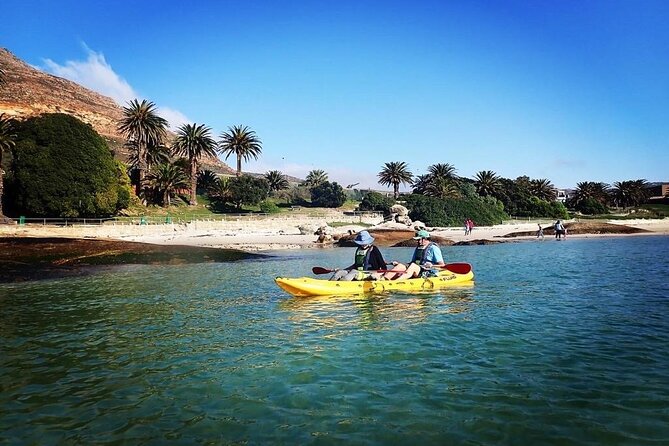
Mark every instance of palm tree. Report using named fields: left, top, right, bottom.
left=218, top=125, right=262, bottom=176
left=428, top=163, right=458, bottom=180
left=378, top=161, right=413, bottom=199
left=147, top=162, right=189, bottom=207
left=425, top=176, right=460, bottom=199
left=304, top=169, right=328, bottom=189
left=126, top=141, right=171, bottom=171
left=474, top=170, right=501, bottom=197
left=197, top=169, right=219, bottom=195
left=411, top=174, right=431, bottom=195
left=612, top=179, right=650, bottom=209
left=209, top=177, right=231, bottom=204
left=0, top=114, right=17, bottom=216
left=530, top=178, right=556, bottom=202
left=117, top=99, right=168, bottom=204
left=172, top=123, right=217, bottom=205
left=265, top=170, right=289, bottom=194
left=571, top=181, right=610, bottom=207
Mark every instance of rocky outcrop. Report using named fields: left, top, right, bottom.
left=0, top=48, right=234, bottom=174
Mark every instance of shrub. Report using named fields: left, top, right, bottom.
left=358, top=191, right=395, bottom=212
left=576, top=197, right=609, bottom=215
left=311, top=181, right=346, bottom=208
left=259, top=200, right=280, bottom=214
left=405, top=194, right=508, bottom=226
left=7, top=113, right=129, bottom=217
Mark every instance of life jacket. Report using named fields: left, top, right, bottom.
left=354, top=247, right=373, bottom=270
left=413, top=242, right=437, bottom=265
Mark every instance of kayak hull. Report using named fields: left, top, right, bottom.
left=275, top=270, right=474, bottom=297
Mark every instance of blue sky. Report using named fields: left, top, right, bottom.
left=2, top=0, right=668, bottom=190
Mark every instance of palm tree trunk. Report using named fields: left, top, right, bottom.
left=394, top=183, right=399, bottom=199
left=0, top=167, right=4, bottom=216
left=138, top=142, right=148, bottom=205
left=236, top=156, right=242, bottom=176
left=190, top=159, right=197, bottom=205
left=165, top=189, right=170, bottom=207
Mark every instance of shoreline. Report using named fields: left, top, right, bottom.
left=1, top=217, right=667, bottom=283
left=1, top=217, right=668, bottom=251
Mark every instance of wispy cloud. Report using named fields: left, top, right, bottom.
left=43, top=45, right=137, bottom=105
left=157, top=106, right=191, bottom=132
left=41, top=44, right=190, bottom=130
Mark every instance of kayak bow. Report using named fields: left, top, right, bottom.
left=275, top=267, right=474, bottom=297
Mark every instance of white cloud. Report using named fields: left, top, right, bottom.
left=43, top=45, right=137, bottom=105
left=41, top=44, right=192, bottom=130
left=157, top=106, right=191, bottom=132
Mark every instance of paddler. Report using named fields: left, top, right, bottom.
left=331, top=230, right=388, bottom=281
left=384, top=229, right=445, bottom=280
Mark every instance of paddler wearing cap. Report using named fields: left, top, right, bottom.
left=384, top=229, right=445, bottom=280
left=331, top=230, right=388, bottom=281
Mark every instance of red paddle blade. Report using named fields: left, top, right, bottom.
left=444, top=263, right=472, bottom=274
left=312, top=267, right=333, bottom=275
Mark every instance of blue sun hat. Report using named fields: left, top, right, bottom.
left=354, top=230, right=374, bottom=246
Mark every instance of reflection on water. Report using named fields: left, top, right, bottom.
left=280, top=285, right=476, bottom=329
left=1, top=237, right=669, bottom=444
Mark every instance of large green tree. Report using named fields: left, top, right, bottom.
left=172, top=123, right=217, bottom=205
left=117, top=99, right=168, bottom=204
left=311, top=181, right=346, bottom=208
left=227, top=174, right=269, bottom=209
left=0, top=114, right=17, bottom=216
left=218, top=125, right=262, bottom=176
left=378, top=161, right=413, bottom=199
left=8, top=114, right=130, bottom=217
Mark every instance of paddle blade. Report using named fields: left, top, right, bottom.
left=444, top=263, right=472, bottom=274
left=312, top=266, right=334, bottom=275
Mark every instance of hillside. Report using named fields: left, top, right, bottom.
left=0, top=48, right=235, bottom=174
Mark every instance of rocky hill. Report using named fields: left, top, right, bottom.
left=0, top=48, right=235, bottom=174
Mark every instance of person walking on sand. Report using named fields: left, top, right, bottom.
left=384, top=229, right=445, bottom=280
left=331, top=230, right=388, bottom=281
left=537, top=223, right=544, bottom=239
left=554, top=220, right=565, bottom=239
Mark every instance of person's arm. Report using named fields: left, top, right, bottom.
left=428, top=245, right=445, bottom=267
left=370, top=246, right=387, bottom=270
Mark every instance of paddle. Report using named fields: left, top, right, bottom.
left=312, top=263, right=471, bottom=275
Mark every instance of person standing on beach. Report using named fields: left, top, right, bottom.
left=384, top=229, right=445, bottom=280
left=554, top=220, right=565, bottom=239
left=537, top=223, right=544, bottom=239
left=331, top=230, right=387, bottom=281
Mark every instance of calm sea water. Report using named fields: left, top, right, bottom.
left=1, top=236, right=668, bottom=445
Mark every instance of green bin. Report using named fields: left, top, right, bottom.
left=165, top=216, right=172, bottom=224
left=19, top=216, right=26, bottom=225
left=140, top=216, right=147, bottom=225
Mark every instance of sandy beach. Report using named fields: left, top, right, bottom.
left=1, top=214, right=668, bottom=251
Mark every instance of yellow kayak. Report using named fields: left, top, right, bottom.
left=275, top=265, right=474, bottom=297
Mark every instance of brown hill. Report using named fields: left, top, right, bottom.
left=0, top=48, right=235, bottom=174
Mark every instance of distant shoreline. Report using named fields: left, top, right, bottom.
left=1, top=217, right=667, bottom=283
